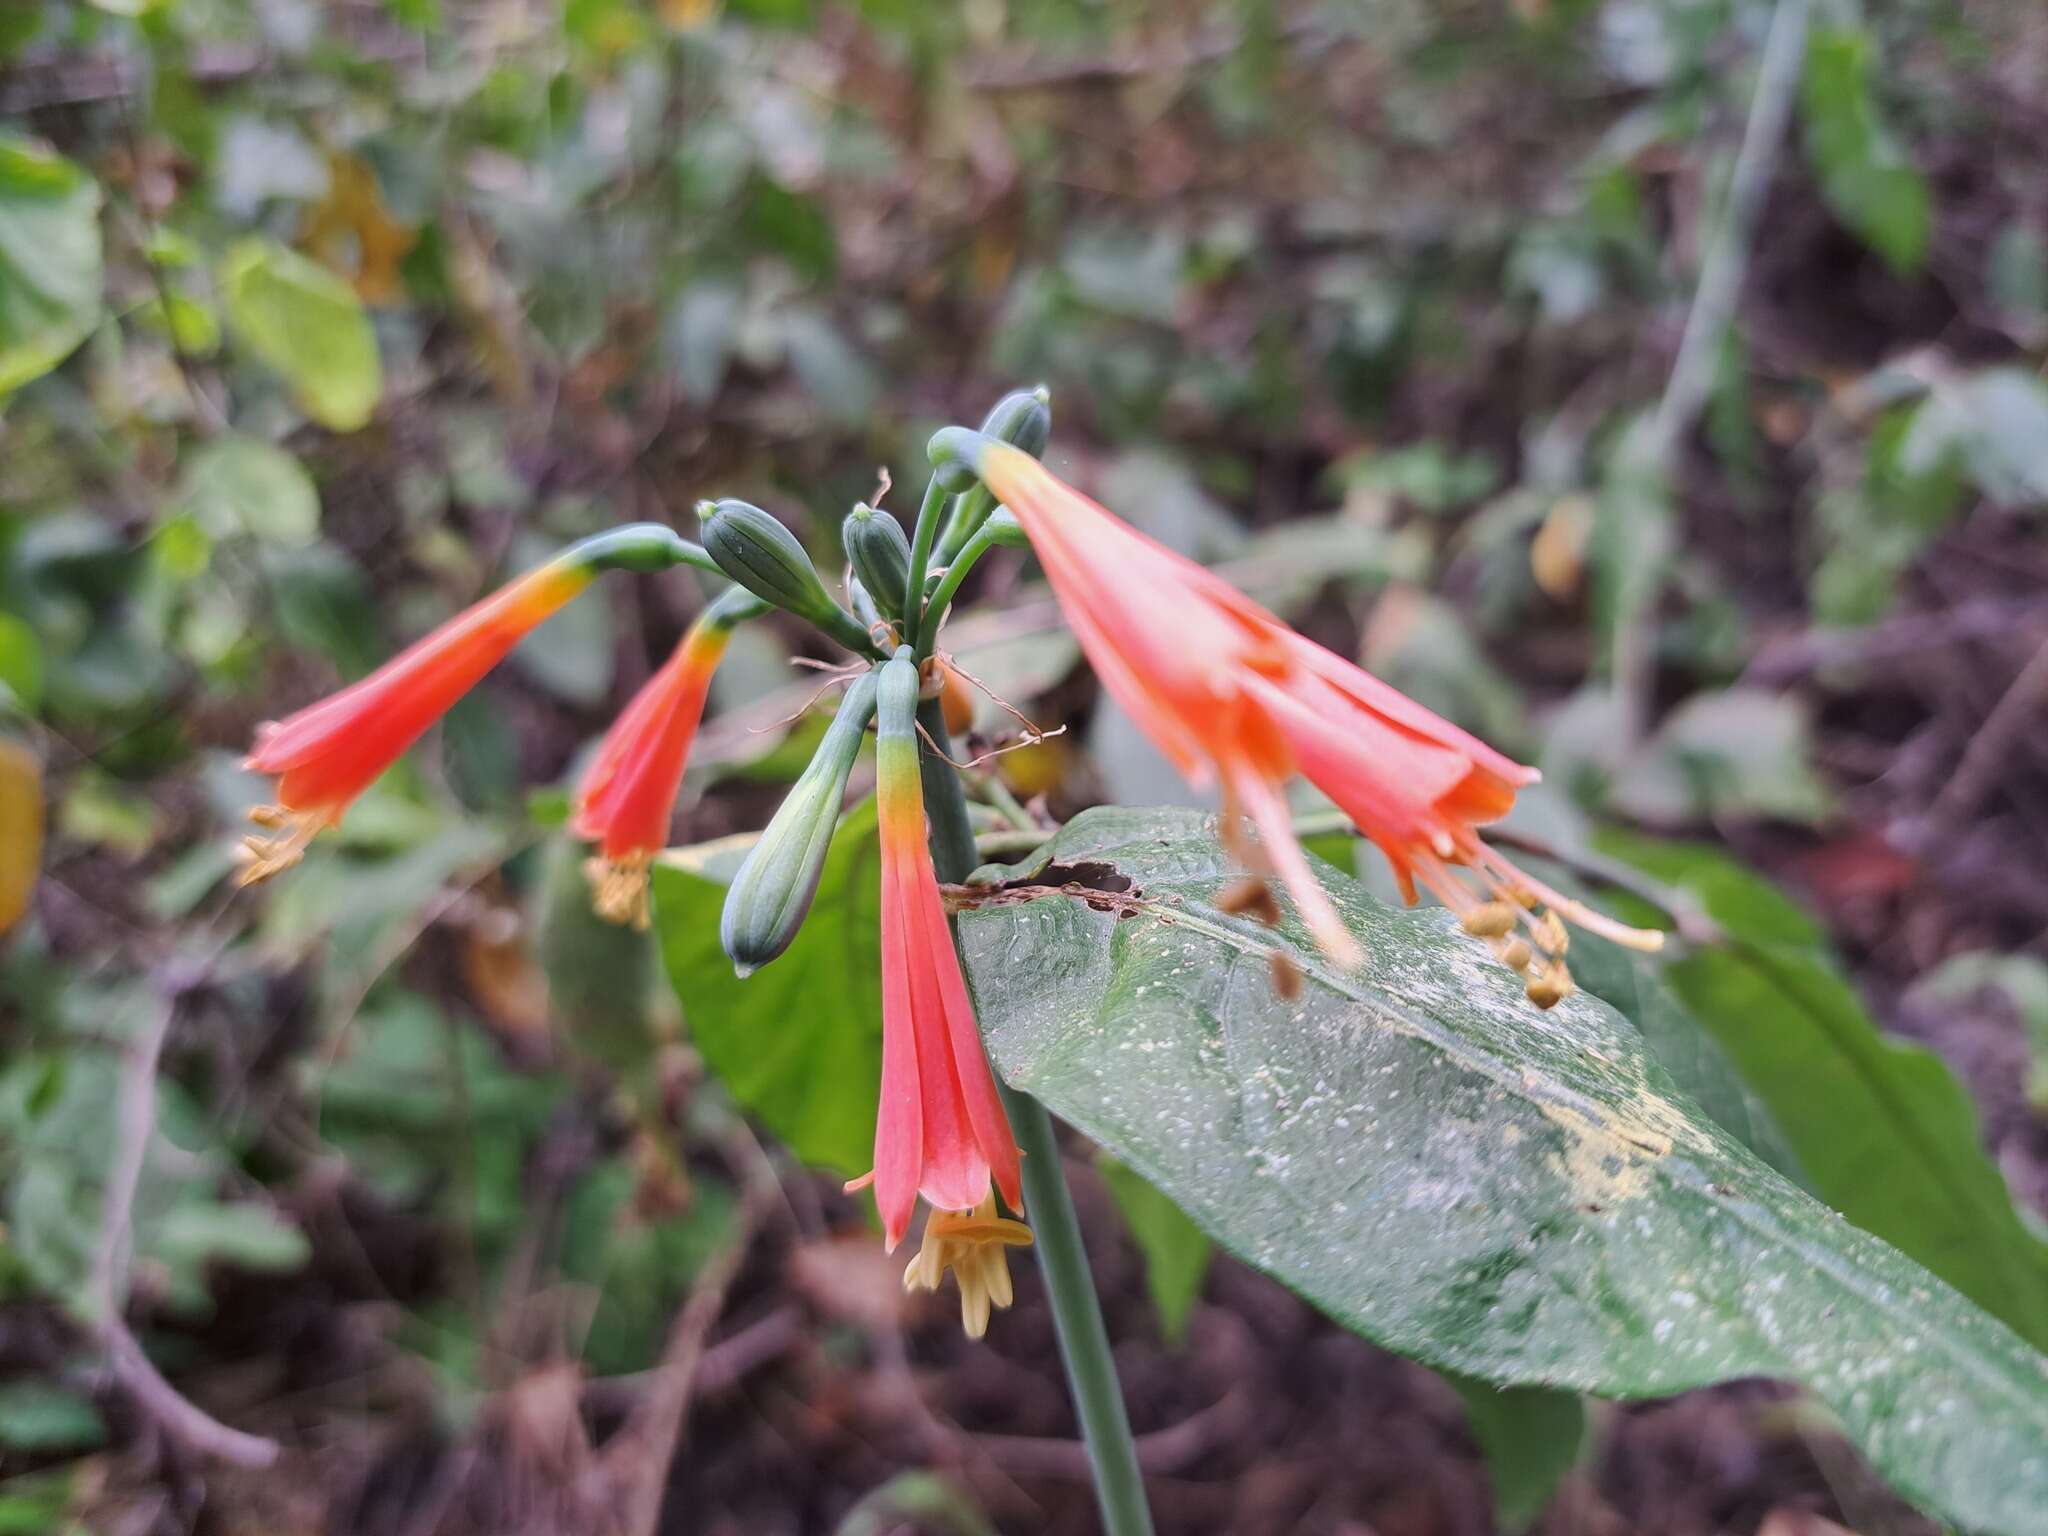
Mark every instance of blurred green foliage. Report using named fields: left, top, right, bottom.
left=2, top=0, right=2046, bottom=1529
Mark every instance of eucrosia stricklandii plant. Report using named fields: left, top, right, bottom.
left=236, top=388, right=1653, bottom=1339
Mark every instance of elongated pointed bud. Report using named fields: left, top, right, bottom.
left=698, top=498, right=874, bottom=653
left=720, top=670, right=880, bottom=976
left=979, top=384, right=1051, bottom=460
left=929, top=387, right=1052, bottom=563
left=843, top=504, right=913, bottom=620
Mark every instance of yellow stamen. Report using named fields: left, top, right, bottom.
left=584, top=852, right=654, bottom=930
left=903, top=1194, right=1034, bottom=1339
left=235, top=805, right=326, bottom=887
left=1525, top=962, right=1572, bottom=1010
left=1496, top=937, right=1534, bottom=972
left=1459, top=902, right=1518, bottom=939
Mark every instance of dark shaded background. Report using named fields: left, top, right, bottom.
left=3, top=1, right=2046, bottom=1533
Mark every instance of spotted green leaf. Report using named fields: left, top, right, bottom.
left=959, top=807, right=2048, bottom=1536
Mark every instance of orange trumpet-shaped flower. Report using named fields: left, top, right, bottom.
left=975, top=441, right=1661, bottom=1002
left=573, top=589, right=759, bottom=929
left=240, top=554, right=594, bottom=885
left=850, top=655, right=1024, bottom=1257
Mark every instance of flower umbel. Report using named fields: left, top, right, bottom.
left=975, top=442, right=1663, bottom=1001
left=239, top=553, right=594, bottom=885
left=573, top=589, right=761, bottom=929
left=848, top=654, right=1024, bottom=1251
left=904, top=1194, right=1034, bottom=1339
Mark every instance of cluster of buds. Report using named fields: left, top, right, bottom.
left=236, top=384, right=1656, bottom=1332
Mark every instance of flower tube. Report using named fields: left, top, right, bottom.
left=848, top=653, right=1028, bottom=1329
left=573, top=586, right=766, bottom=928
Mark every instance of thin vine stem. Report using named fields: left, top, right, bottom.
left=918, top=702, right=1157, bottom=1536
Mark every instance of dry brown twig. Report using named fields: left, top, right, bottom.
left=599, top=1126, right=783, bottom=1536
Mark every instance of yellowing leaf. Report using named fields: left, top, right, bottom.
left=297, top=153, right=416, bottom=306
left=0, top=738, right=42, bottom=933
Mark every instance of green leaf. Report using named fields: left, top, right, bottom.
left=1566, top=926, right=1803, bottom=1181
left=649, top=796, right=882, bottom=1180
left=959, top=807, right=2048, bottom=1536
left=1609, top=687, right=1832, bottom=826
left=135, top=291, right=221, bottom=356
left=178, top=434, right=321, bottom=547
left=559, top=1158, right=739, bottom=1374
left=0, top=1381, right=105, bottom=1453
left=0, top=612, right=43, bottom=711
left=0, top=134, right=104, bottom=396
left=1905, top=367, right=2048, bottom=510
left=835, top=1472, right=996, bottom=1536
left=1595, top=830, right=2048, bottom=1351
left=0, top=1041, right=308, bottom=1317
left=1800, top=27, right=1932, bottom=277
left=221, top=238, right=383, bottom=431
left=1097, top=1154, right=1212, bottom=1345
left=1441, top=1372, right=1583, bottom=1533
left=154, top=1201, right=311, bottom=1278
left=1989, top=222, right=2048, bottom=330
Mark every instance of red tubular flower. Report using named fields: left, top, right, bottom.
left=573, top=591, right=757, bottom=928
left=240, top=554, right=593, bottom=885
left=850, top=655, right=1024, bottom=1258
left=977, top=442, right=1661, bottom=1003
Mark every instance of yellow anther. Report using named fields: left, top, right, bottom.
left=1269, top=949, right=1304, bottom=1001
left=1459, top=901, right=1519, bottom=939
left=903, top=1195, right=1034, bottom=1339
left=1525, top=962, right=1573, bottom=1011
left=584, top=853, right=654, bottom=931
left=234, top=805, right=324, bottom=887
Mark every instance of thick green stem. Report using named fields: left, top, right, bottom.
left=934, top=482, right=996, bottom=568
left=919, top=706, right=1155, bottom=1536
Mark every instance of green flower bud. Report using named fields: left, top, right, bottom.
left=843, top=503, right=913, bottom=620
left=719, top=670, right=880, bottom=976
left=698, top=499, right=875, bottom=654
left=877, top=649, right=921, bottom=743
left=979, top=384, right=1051, bottom=460
left=926, top=427, right=990, bottom=494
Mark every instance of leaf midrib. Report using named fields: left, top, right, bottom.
left=1009, top=879, right=2048, bottom=1421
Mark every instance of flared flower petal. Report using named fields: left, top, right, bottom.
left=977, top=442, right=1661, bottom=1002
left=239, top=555, right=593, bottom=884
